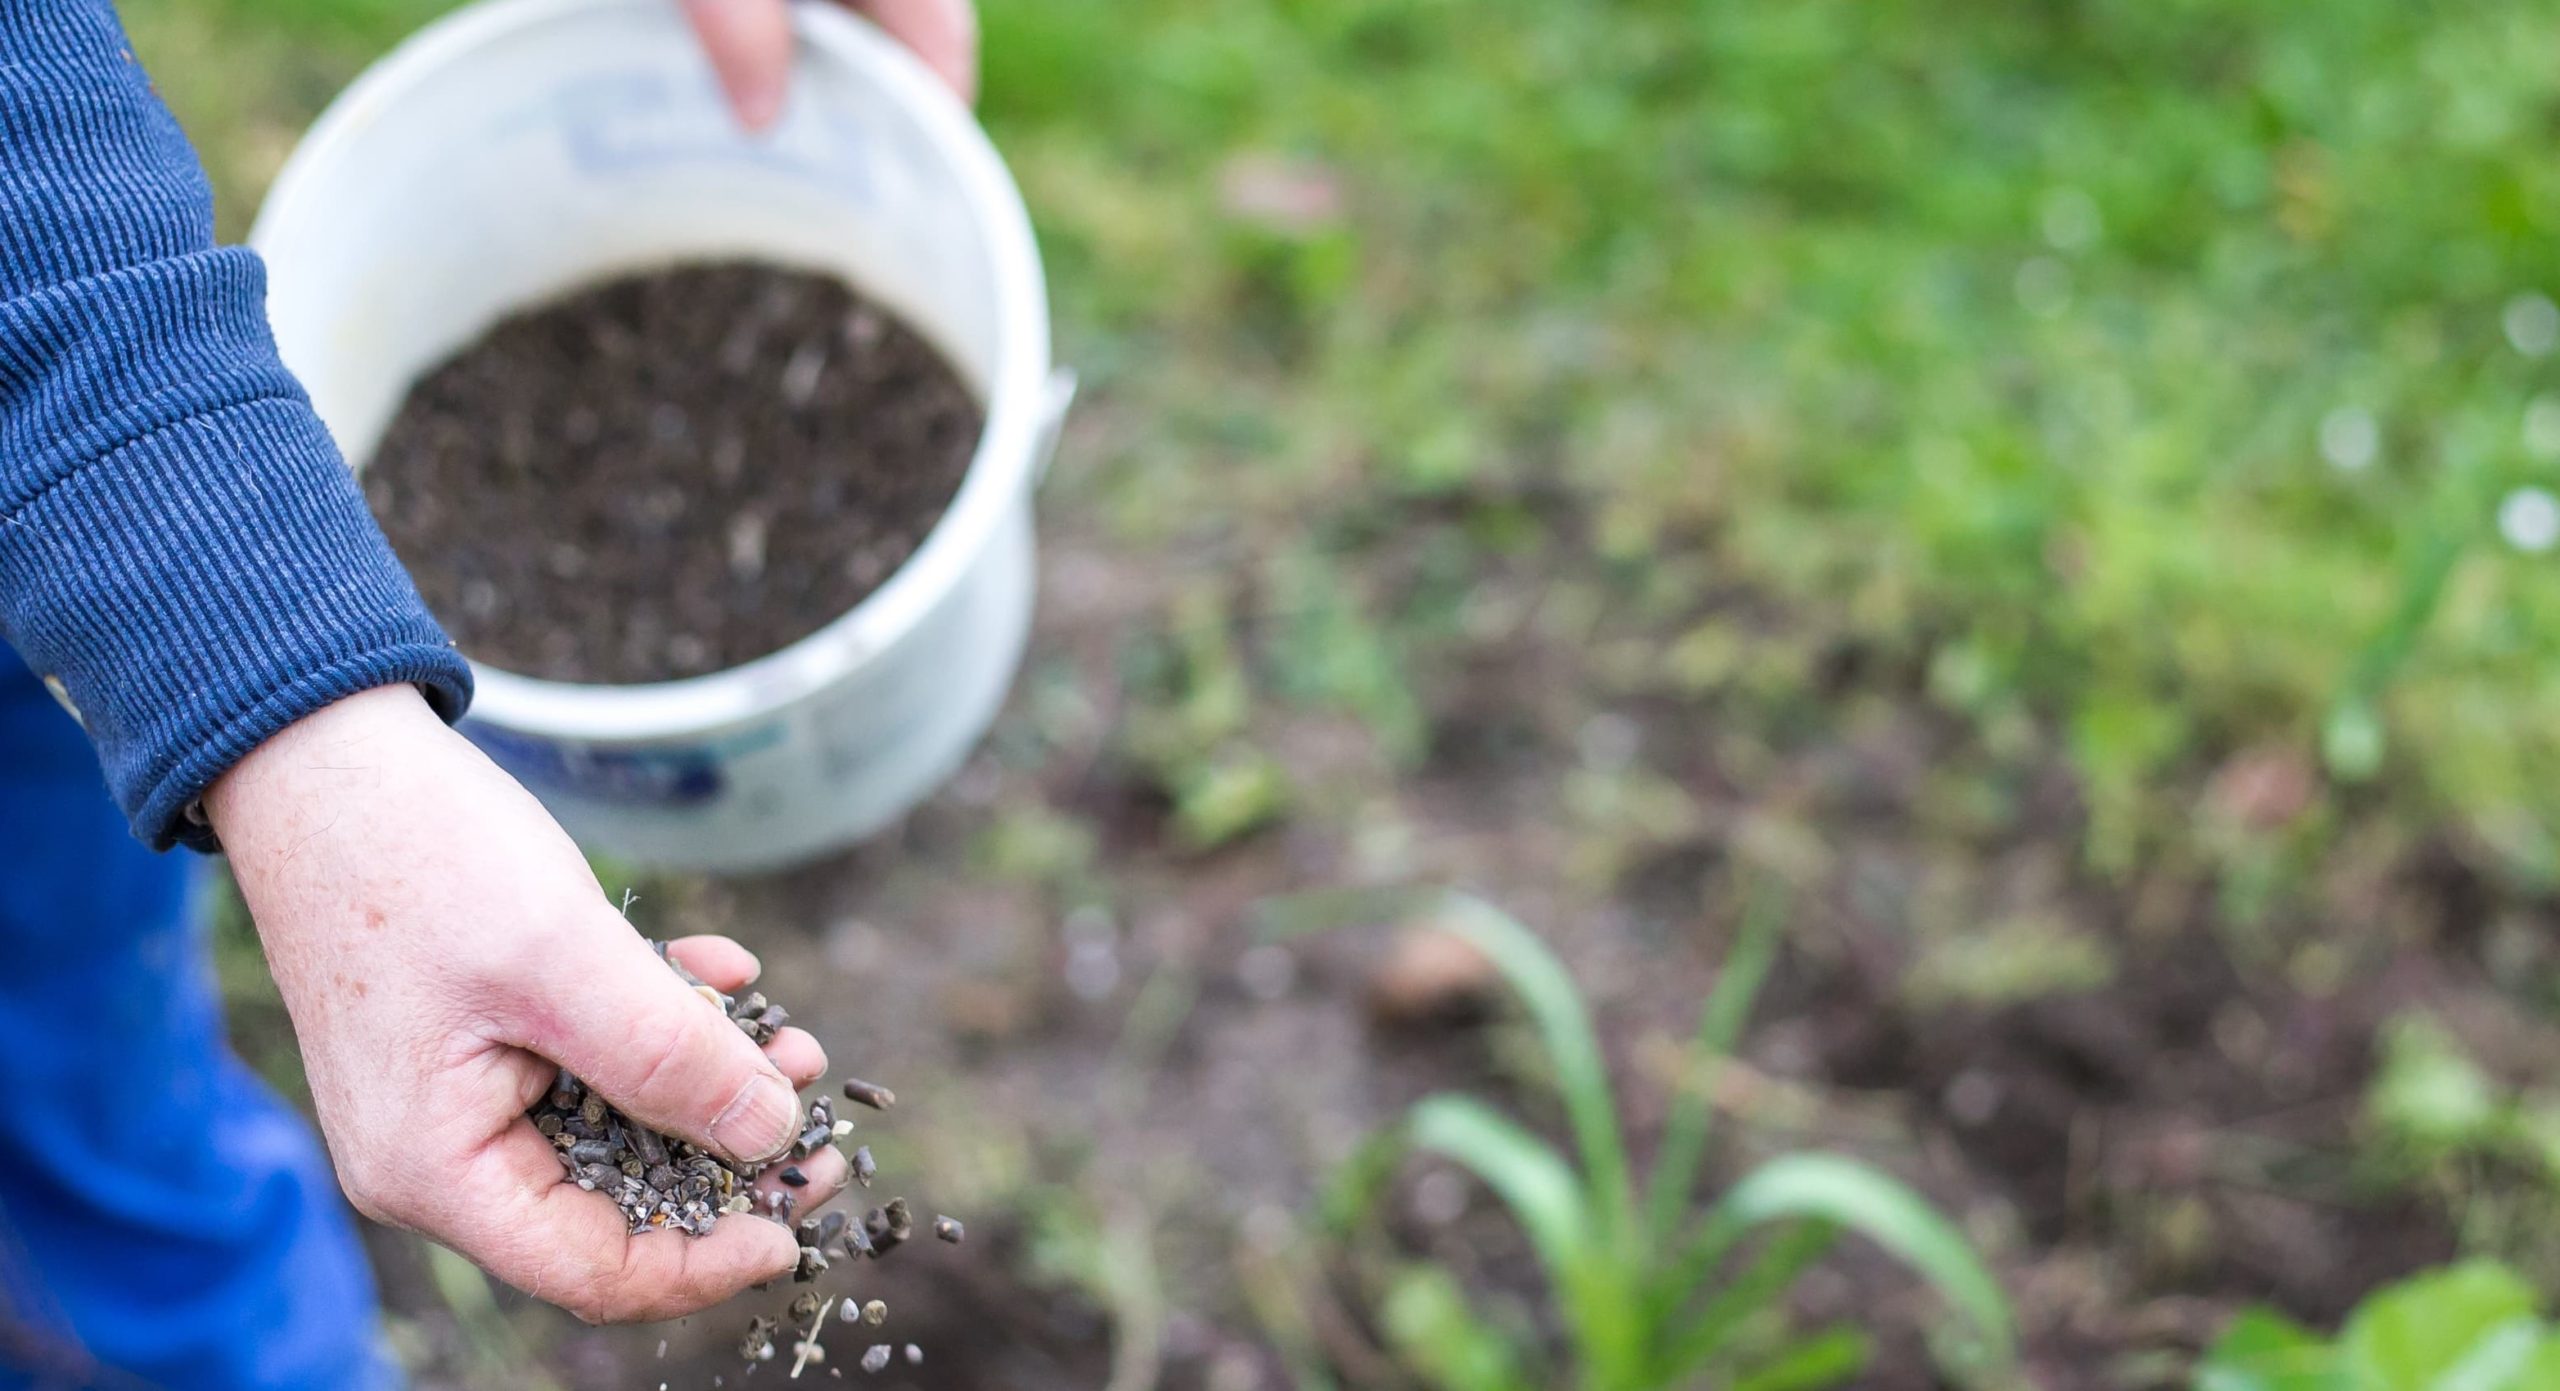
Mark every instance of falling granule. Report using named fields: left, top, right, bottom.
left=861, top=1345, right=892, bottom=1373
left=841, top=1079, right=896, bottom=1111
left=904, top=1345, right=921, bottom=1366
left=862, top=1299, right=888, bottom=1327
left=934, top=1216, right=965, bottom=1245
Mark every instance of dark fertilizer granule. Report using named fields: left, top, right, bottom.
left=364, top=260, right=983, bottom=685
left=529, top=935, right=962, bottom=1372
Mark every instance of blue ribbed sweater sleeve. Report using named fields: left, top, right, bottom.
left=0, top=1, right=473, bottom=850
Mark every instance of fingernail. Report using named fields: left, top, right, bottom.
left=712, top=1073, right=799, bottom=1164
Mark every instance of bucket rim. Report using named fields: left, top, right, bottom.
left=249, top=0, right=1054, bottom=744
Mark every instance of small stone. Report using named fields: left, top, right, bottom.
left=934, top=1216, right=964, bottom=1245
left=780, top=1166, right=809, bottom=1188
left=862, top=1299, right=887, bottom=1327
left=861, top=1346, right=892, bottom=1374
left=1366, top=924, right=1499, bottom=1026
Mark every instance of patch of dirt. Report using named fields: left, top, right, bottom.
left=359, top=454, right=2534, bottom=1391
left=366, top=260, right=981, bottom=684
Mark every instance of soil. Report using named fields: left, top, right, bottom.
left=350, top=460, right=2559, bottom=1390
left=364, top=260, right=982, bottom=685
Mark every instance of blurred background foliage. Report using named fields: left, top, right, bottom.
left=134, top=0, right=2560, bottom=892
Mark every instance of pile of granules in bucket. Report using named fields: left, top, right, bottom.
left=527, top=939, right=963, bottom=1373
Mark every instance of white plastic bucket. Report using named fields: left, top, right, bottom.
left=252, top=0, right=1069, bottom=872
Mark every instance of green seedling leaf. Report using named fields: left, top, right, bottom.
left=1651, top=1220, right=1839, bottom=1383
left=2367, top=1013, right=2506, bottom=1157
left=1432, top=895, right=1638, bottom=1257
left=2197, top=1309, right=2346, bottom=1391
left=1647, top=880, right=1786, bottom=1238
left=1409, top=1095, right=1592, bottom=1280
left=1380, top=1263, right=1534, bottom=1391
left=1408, top=1094, right=1642, bottom=1382
left=2341, top=1263, right=2539, bottom=1391
left=1317, top=1124, right=1413, bottom=1239
left=2428, top=1318, right=2544, bottom=1391
left=2516, top=1336, right=2560, bottom=1389
left=1712, top=1154, right=2015, bottom=1364
left=1733, top=1325, right=1870, bottom=1391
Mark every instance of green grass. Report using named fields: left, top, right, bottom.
left=129, top=0, right=2560, bottom=886
left=972, top=0, right=2560, bottom=888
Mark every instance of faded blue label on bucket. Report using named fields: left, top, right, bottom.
left=463, top=721, right=783, bottom=809
left=540, top=68, right=884, bottom=206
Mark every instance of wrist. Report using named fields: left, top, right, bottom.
left=204, top=683, right=444, bottom=841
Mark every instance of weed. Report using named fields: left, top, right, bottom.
left=1269, top=887, right=2015, bottom=1390
left=2198, top=1261, right=2560, bottom=1391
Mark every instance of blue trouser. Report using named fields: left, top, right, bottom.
left=0, top=652, right=393, bottom=1390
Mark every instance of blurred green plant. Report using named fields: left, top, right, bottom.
left=2362, top=1013, right=2560, bottom=1282
left=1122, top=588, right=1292, bottom=847
left=1275, top=888, right=2015, bottom=1390
left=139, top=0, right=2560, bottom=894
left=2197, top=1261, right=2560, bottom=1391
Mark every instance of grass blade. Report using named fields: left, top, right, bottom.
left=1645, top=879, right=1787, bottom=1238
left=1734, top=1325, right=1871, bottom=1391
left=1380, top=1263, right=1535, bottom=1391
left=1410, top=1094, right=1642, bottom=1381
left=1434, top=893, right=1639, bottom=1257
left=1713, top=1154, right=2015, bottom=1365
left=1409, top=1094, right=1594, bottom=1295
left=1652, top=1219, right=1839, bottom=1382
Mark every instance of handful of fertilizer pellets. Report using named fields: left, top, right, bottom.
left=525, top=939, right=966, bottom=1373
left=526, top=942, right=821, bottom=1236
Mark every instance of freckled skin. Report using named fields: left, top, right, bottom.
left=206, top=686, right=841, bottom=1323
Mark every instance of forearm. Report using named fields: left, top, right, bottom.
left=0, top=0, right=471, bottom=848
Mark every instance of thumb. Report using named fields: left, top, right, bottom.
left=680, top=0, right=796, bottom=129
left=514, top=925, right=803, bottom=1167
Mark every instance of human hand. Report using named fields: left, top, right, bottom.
left=681, top=0, right=979, bottom=126
left=207, top=684, right=849, bottom=1323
